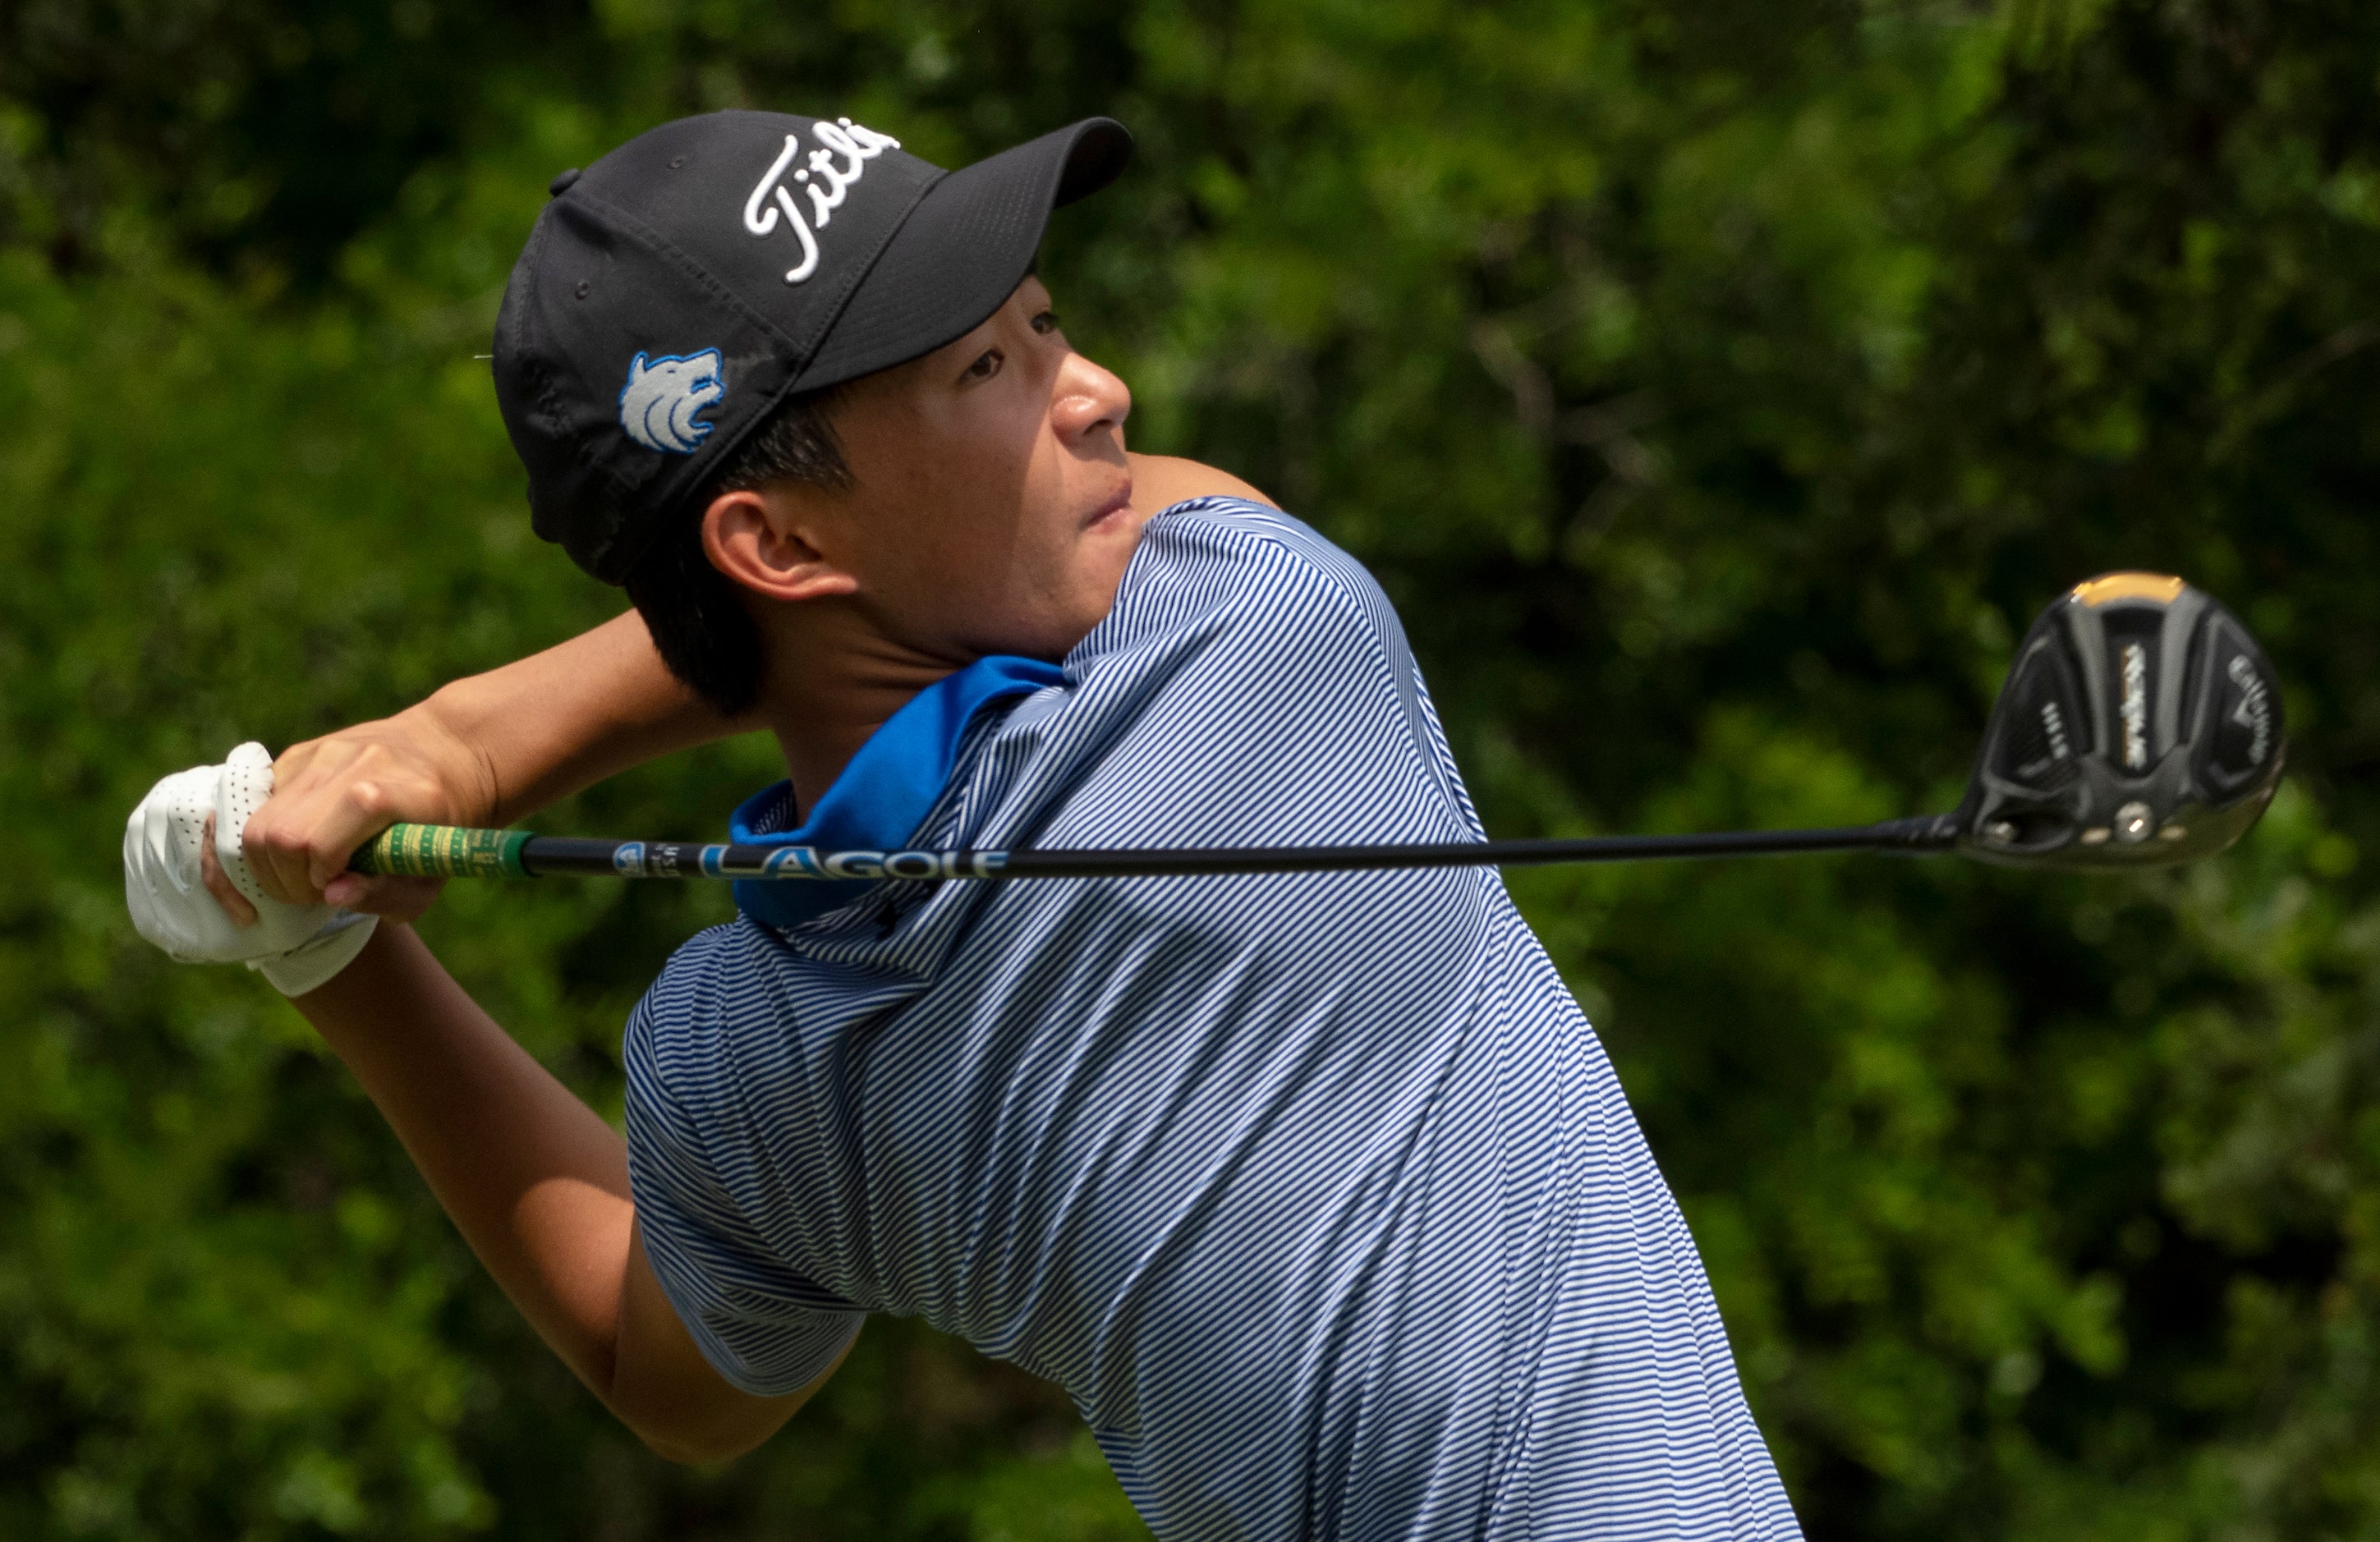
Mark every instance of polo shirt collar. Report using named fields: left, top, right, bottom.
left=728, top=654, right=1066, bottom=929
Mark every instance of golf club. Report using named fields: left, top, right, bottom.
left=350, top=571, right=2286, bottom=884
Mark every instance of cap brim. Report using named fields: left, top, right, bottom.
left=797, top=117, right=1132, bottom=389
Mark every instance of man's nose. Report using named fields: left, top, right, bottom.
left=1051, top=351, right=1132, bottom=446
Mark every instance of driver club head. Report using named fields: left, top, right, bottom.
left=1956, top=572, right=2285, bottom=870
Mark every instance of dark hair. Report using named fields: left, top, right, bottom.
left=623, top=384, right=851, bottom=716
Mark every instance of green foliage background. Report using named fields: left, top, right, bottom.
left=3, top=0, right=2377, bottom=1535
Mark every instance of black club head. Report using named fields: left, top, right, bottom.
left=1956, top=572, right=2285, bottom=870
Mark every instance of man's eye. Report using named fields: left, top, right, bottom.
left=1031, top=310, right=1060, bottom=334
left=963, top=349, right=1004, bottom=382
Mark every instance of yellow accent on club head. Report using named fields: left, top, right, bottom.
left=2070, top=571, right=2186, bottom=607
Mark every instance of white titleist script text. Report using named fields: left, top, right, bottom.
left=743, top=117, right=903, bottom=284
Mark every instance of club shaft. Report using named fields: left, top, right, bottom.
left=352, top=816, right=1960, bottom=882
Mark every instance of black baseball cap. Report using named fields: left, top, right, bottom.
left=492, top=110, right=1133, bottom=583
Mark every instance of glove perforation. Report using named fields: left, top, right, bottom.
left=125, top=742, right=377, bottom=997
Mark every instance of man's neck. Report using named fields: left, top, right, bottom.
left=753, top=602, right=967, bottom=815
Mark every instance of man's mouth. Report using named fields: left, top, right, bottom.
left=1086, top=482, right=1134, bottom=529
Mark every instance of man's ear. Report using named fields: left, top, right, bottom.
left=701, top=487, right=860, bottom=604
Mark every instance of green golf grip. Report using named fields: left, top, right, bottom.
left=354, top=823, right=535, bottom=879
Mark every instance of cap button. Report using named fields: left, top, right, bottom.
left=549, top=168, right=582, bottom=197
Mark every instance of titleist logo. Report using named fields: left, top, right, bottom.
left=743, top=117, right=903, bottom=284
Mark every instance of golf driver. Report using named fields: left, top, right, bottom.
left=350, top=571, right=2285, bottom=884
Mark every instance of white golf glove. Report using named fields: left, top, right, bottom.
left=123, top=741, right=377, bottom=997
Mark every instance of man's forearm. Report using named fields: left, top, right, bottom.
left=418, top=608, right=755, bottom=827
left=249, top=610, right=755, bottom=905
left=292, top=925, right=816, bottom=1458
left=296, top=924, right=640, bottom=1387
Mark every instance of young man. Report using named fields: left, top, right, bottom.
left=123, top=111, right=1801, bottom=1538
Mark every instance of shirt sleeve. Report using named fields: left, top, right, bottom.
left=1049, top=498, right=1487, bottom=851
left=622, top=929, right=866, bottom=1397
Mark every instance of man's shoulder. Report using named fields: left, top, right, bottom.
left=1125, top=452, right=1270, bottom=511
left=1109, top=496, right=1407, bottom=670
left=1154, top=494, right=1345, bottom=557
left=1141, top=493, right=1353, bottom=573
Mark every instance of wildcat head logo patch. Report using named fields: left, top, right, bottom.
left=618, top=349, right=724, bottom=455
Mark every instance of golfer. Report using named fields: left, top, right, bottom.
left=123, top=112, right=1800, bottom=1539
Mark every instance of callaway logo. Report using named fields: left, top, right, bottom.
left=743, top=117, right=903, bottom=284
left=618, top=349, right=724, bottom=455
left=2039, top=699, right=2071, bottom=763
left=2226, top=654, right=2272, bottom=765
left=2119, top=642, right=2149, bottom=769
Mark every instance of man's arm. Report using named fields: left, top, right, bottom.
left=288, top=920, right=841, bottom=1460
left=245, top=609, right=751, bottom=909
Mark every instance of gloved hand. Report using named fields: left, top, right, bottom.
left=124, top=742, right=378, bottom=996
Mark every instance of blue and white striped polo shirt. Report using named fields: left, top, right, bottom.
left=623, top=498, right=1800, bottom=1540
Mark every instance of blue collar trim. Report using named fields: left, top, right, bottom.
left=727, top=654, right=1067, bottom=929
